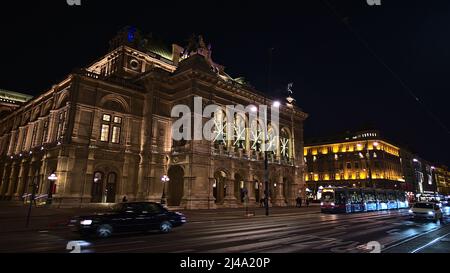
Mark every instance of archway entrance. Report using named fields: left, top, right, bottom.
left=91, top=171, right=117, bottom=203
left=168, top=165, right=184, bottom=206
left=106, top=172, right=117, bottom=203
left=213, top=171, right=227, bottom=204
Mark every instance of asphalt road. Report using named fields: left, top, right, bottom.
left=0, top=205, right=448, bottom=253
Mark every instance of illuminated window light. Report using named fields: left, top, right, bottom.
left=332, top=146, right=339, bottom=153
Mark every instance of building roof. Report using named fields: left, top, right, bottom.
left=0, top=89, right=33, bottom=104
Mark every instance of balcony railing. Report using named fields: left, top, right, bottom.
left=74, top=69, right=144, bottom=91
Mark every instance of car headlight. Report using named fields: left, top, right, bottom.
left=428, top=211, right=434, bottom=216
left=320, top=202, right=324, bottom=206
left=80, top=219, right=93, bottom=226
left=408, top=209, right=413, bottom=214
left=331, top=202, right=335, bottom=207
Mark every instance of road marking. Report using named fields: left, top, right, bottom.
left=410, top=232, right=450, bottom=253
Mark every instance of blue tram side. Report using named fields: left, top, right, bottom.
left=321, top=187, right=409, bottom=214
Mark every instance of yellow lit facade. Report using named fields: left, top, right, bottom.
left=304, top=131, right=405, bottom=195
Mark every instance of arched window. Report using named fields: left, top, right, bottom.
left=213, top=110, right=227, bottom=149
left=233, top=113, right=246, bottom=150
left=250, top=120, right=263, bottom=152
left=266, top=125, right=277, bottom=154
left=280, top=128, right=291, bottom=160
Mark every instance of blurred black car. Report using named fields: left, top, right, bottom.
left=70, top=202, right=186, bottom=238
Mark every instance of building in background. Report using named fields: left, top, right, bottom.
left=0, top=27, right=308, bottom=209
left=0, top=89, right=32, bottom=119
left=434, top=166, right=450, bottom=196
left=304, top=130, right=404, bottom=200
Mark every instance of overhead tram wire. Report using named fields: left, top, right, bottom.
left=321, top=0, right=450, bottom=136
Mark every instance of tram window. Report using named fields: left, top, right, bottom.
left=388, top=193, right=395, bottom=201
left=364, top=192, right=375, bottom=202
left=377, top=193, right=387, bottom=202
left=349, top=191, right=362, bottom=203
left=322, top=192, right=334, bottom=201
left=335, top=192, right=346, bottom=204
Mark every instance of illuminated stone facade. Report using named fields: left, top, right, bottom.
left=0, top=89, right=32, bottom=119
left=0, top=28, right=308, bottom=209
left=304, top=130, right=405, bottom=198
left=434, top=166, right=450, bottom=196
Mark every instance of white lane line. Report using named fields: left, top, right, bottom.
left=382, top=226, right=443, bottom=252
left=410, top=232, right=450, bottom=253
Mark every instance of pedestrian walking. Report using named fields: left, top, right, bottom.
left=306, top=197, right=310, bottom=207
left=122, top=196, right=128, bottom=203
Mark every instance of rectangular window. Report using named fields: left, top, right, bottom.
left=101, top=124, right=110, bottom=142
left=56, top=111, right=67, bottom=140
left=346, top=162, right=352, bottom=169
left=103, top=114, right=111, bottom=122
left=31, top=124, right=38, bottom=147
left=111, top=126, right=121, bottom=144
left=354, top=162, right=360, bottom=169
left=113, top=117, right=122, bottom=124
left=42, top=120, right=49, bottom=144
left=21, top=128, right=28, bottom=151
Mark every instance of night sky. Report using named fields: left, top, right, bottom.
left=0, top=0, right=449, bottom=165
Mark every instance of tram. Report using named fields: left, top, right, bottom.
left=320, top=187, right=409, bottom=214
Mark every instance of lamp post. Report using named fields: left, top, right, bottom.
left=47, top=171, right=58, bottom=205
left=25, top=177, right=39, bottom=228
left=161, top=175, right=170, bottom=205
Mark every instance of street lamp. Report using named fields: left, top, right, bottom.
left=160, top=175, right=170, bottom=205
left=47, top=171, right=58, bottom=205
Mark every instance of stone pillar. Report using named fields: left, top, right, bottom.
left=6, top=163, right=19, bottom=200
left=274, top=175, right=286, bottom=206
left=208, top=177, right=217, bottom=209
left=223, top=178, right=238, bottom=208
left=53, top=146, right=77, bottom=205
left=14, top=160, right=29, bottom=200
left=0, top=163, right=11, bottom=198
left=245, top=179, right=256, bottom=206
left=289, top=167, right=304, bottom=206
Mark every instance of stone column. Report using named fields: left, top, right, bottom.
left=6, top=163, right=19, bottom=200
left=0, top=163, right=11, bottom=198
left=208, top=177, right=217, bottom=209
left=245, top=179, right=256, bottom=206
left=14, top=160, right=29, bottom=200
left=223, top=178, right=238, bottom=208
left=274, top=175, right=286, bottom=206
